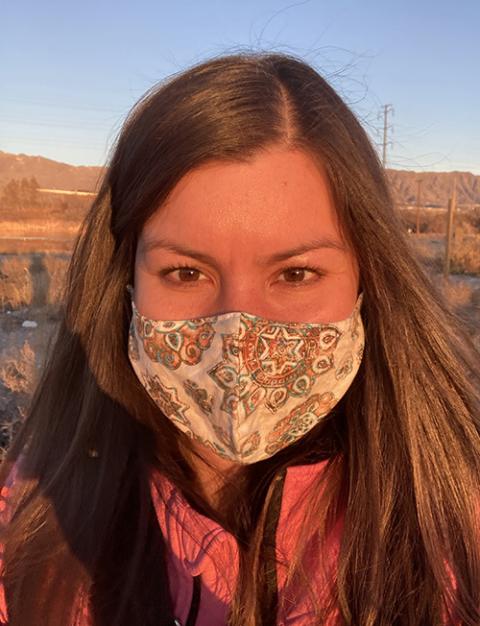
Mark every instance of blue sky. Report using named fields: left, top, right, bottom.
left=2, top=0, right=479, bottom=173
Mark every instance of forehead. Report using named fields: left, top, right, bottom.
left=140, top=147, right=345, bottom=251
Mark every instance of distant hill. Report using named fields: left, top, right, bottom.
left=0, top=151, right=103, bottom=193
left=387, top=170, right=480, bottom=207
left=0, top=150, right=479, bottom=207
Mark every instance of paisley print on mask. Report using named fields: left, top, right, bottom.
left=238, top=431, right=261, bottom=458
left=127, top=291, right=365, bottom=463
left=182, top=428, right=232, bottom=460
left=335, top=351, right=353, bottom=380
left=128, top=321, right=140, bottom=361
left=265, top=392, right=336, bottom=455
left=356, top=343, right=364, bottom=364
left=351, top=301, right=362, bottom=340
left=212, top=424, right=261, bottom=459
left=134, top=312, right=215, bottom=369
left=142, top=372, right=192, bottom=428
left=208, top=319, right=340, bottom=420
left=183, top=379, right=214, bottom=415
left=216, top=378, right=267, bottom=421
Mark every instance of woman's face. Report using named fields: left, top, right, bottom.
left=133, top=146, right=360, bottom=323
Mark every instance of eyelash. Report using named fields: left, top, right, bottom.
left=159, top=263, right=325, bottom=287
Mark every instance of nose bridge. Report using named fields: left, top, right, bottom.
left=215, top=279, right=262, bottom=316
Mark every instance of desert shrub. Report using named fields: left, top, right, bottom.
left=465, top=207, right=480, bottom=231
left=0, top=340, right=37, bottom=458
left=451, top=236, right=480, bottom=275
left=398, top=208, right=447, bottom=234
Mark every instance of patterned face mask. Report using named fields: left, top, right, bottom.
left=127, top=286, right=365, bottom=464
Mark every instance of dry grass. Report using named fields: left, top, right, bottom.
left=451, top=235, right=480, bottom=276
left=0, top=340, right=37, bottom=396
left=409, top=233, right=480, bottom=277
left=1, top=218, right=81, bottom=238
left=0, top=340, right=37, bottom=460
left=0, top=253, right=70, bottom=310
left=0, top=256, right=32, bottom=310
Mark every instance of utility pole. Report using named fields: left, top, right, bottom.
left=443, top=176, right=457, bottom=278
left=381, top=104, right=394, bottom=167
left=416, top=179, right=423, bottom=236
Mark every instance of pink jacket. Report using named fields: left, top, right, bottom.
left=0, top=456, right=341, bottom=625
left=151, top=460, right=342, bottom=625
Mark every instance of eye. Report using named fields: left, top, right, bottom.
left=278, top=266, right=325, bottom=286
left=159, top=264, right=206, bottom=285
left=158, top=264, right=325, bottom=288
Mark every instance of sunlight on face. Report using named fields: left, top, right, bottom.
left=133, top=146, right=360, bottom=323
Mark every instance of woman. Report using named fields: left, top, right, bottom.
left=1, top=51, right=480, bottom=626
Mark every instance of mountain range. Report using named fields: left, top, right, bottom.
left=1, top=150, right=479, bottom=207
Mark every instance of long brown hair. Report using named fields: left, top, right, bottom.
left=1, top=51, right=480, bottom=625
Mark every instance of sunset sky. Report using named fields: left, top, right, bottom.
left=2, top=0, right=479, bottom=173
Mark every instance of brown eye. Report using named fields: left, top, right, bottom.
left=280, top=267, right=320, bottom=284
left=283, top=268, right=307, bottom=282
left=160, top=265, right=206, bottom=285
left=176, top=267, right=200, bottom=282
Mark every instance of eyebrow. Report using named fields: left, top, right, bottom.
left=141, top=236, right=346, bottom=266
